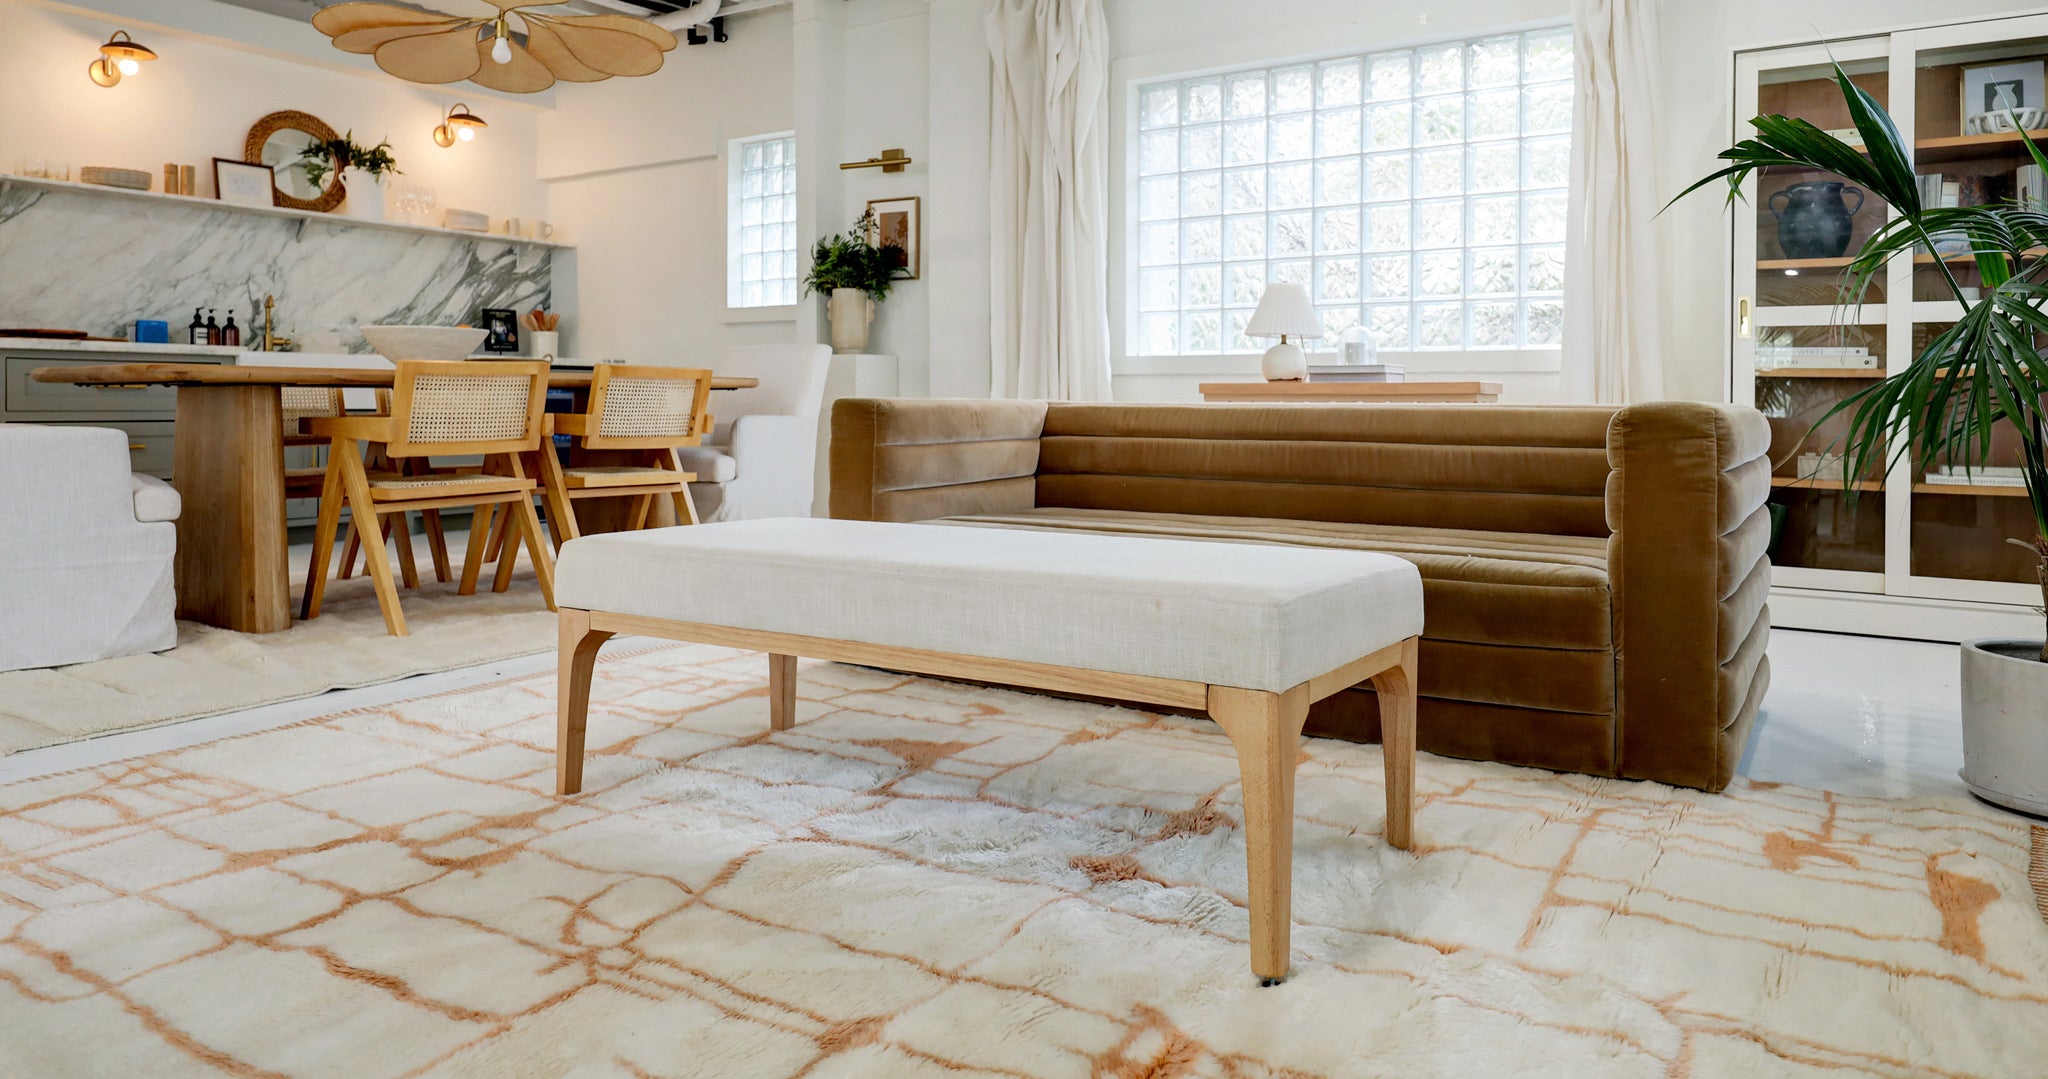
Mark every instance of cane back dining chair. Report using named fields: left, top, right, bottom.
left=283, top=387, right=448, bottom=600
left=525, top=364, right=715, bottom=546
left=303, top=360, right=556, bottom=636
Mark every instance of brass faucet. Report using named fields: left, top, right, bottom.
left=261, top=294, right=294, bottom=352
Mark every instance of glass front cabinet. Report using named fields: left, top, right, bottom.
left=1733, top=14, right=2048, bottom=640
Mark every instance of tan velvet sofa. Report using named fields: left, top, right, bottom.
left=829, top=399, right=1773, bottom=792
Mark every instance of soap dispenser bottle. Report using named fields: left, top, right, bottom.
left=205, top=309, right=220, bottom=345
left=188, top=308, right=206, bottom=345
left=222, top=312, right=241, bottom=348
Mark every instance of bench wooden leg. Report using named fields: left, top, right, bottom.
left=557, top=608, right=615, bottom=796
left=769, top=653, right=797, bottom=731
left=1369, top=637, right=1420, bottom=851
left=1208, top=682, right=1311, bottom=985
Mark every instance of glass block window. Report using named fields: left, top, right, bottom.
left=729, top=133, right=798, bottom=308
left=1131, top=28, right=1573, bottom=354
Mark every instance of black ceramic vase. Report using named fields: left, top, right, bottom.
left=1770, top=181, right=1865, bottom=259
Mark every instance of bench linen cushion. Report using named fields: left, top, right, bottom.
left=554, top=517, right=1422, bottom=693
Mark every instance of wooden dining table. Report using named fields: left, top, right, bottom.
left=32, top=362, right=759, bottom=634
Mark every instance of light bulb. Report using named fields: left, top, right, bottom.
left=457, top=126, right=475, bottom=142
left=491, top=34, right=511, bottom=64
left=117, top=57, right=139, bottom=76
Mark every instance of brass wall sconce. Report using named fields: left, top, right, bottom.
left=88, top=30, right=156, bottom=88
left=432, top=104, right=488, bottom=148
left=840, top=149, right=913, bottom=174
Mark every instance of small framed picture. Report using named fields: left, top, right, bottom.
left=480, top=308, right=520, bottom=354
left=1961, top=60, right=2046, bottom=124
left=865, top=196, right=920, bottom=280
left=213, top=157, right=274, bottom=208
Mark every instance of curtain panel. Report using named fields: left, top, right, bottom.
left=986, top=0, right=1113, bottom=401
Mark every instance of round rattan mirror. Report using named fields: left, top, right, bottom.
left=244, top=110, right=344, bottom=213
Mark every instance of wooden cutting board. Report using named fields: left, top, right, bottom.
left=0, top=328, right=89, bottom=339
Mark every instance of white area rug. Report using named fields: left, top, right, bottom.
left=0, top=571, right=554, bottom=756
left=2, top=643, right=2045, bottom=1077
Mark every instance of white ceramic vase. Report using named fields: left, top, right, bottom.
left=1958, top=638, right=2048, bottom=816
left=344, top=168, right=386, bottom=221
left=828, top=288, right=874, bottom=354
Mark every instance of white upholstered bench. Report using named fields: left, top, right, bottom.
left=553, top=517, right=1424, bottom=984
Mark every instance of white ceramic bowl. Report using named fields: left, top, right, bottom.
left=359, top=325, right=488, bottom=362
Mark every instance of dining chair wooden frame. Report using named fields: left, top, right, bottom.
left=515, top=365, right=715, bottom=551
left=282, top=387, right=450, bottom=594
left=303, top=360, right=557, bottom=636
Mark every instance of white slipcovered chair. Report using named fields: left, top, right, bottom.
left=675, top=344, right=831, bottom=521
left=0, top=424, right=180, bottom=671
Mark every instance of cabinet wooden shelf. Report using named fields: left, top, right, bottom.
left=1914, top=481, right=2031, bottom=498
left=1755, top=367, right=1882, bottom=378
left=1771, top=476, right=1885, bottom=491
left=1915, top=129, right=2048, bottom=164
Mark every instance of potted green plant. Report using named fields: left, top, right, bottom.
left=299, top=132, right=400, bottom=221
left=802, top=209, right=903, bottom=353
left=1675, top=67, right=2048, bottom=816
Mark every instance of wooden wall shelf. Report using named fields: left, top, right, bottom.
left=1915, top=482, right=2030, bottom=498
left=0, top=175, right=572, bottom=251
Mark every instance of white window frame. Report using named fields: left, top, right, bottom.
left=1117, top=24, right=1573, bottom=367
left=725, top=131, right=799, bottom=320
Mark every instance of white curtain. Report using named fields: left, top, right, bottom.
left=1562, top=0, right=1665, bottom=403
left=986, top=0, right=1113, bottom=401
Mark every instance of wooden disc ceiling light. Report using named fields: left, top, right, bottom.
left=311, top=2, right=679, bottom=94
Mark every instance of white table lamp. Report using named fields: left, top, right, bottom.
left=1246, top=283, right=1321, bottom=381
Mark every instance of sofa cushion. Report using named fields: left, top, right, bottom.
left=938, top=509, right=1614, bottom=715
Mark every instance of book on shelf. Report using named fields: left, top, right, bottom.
left=1307, top=364, right=1404, bottom=382
left=1755, top=346, right=1877, bottom=370
left=1927, top=466, right=2028, bottom=487
left=2020, top=163, right=2046, bottom=207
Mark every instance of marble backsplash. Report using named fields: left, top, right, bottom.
left=0, top=181, right=549, bottom=348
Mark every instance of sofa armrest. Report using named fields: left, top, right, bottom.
left=130, top=473, right=182, bottom=523
left=1606, top=402, right=1774, bottom=791
left=830, top=398, right=1049, bottom=521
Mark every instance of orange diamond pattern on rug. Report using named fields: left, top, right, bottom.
left=2, top=644, right=2046, bottom=1077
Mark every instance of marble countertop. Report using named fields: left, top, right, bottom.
left=0, top=337, right=242, bottom=357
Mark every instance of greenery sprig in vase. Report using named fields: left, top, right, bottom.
left=1673, top=65, right=2048, bottom=658
left=298, top=132, right=401, bottom=191
left=800, top=209, right=903, bottom=302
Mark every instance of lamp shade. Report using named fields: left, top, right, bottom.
left=1245, top=283, right=1321, bottom=340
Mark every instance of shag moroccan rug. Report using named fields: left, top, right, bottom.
left=0, top=570, right=555, bottom=756
left=2, top=643, right=2045, bottom=1078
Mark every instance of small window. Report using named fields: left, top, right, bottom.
left=728, top=133, right=798, bottom=309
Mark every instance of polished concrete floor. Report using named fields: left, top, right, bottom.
left=0, top=628, right=1981, bottom=808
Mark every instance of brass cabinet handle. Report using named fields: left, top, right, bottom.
left=1736, top=297, right=1753, bottom=339
left=129, top=443, right=146, bottom=451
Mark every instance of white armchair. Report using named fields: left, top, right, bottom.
left=675, top=344, right=831, bottom=521
left=0, top=425, right=180, bottom=671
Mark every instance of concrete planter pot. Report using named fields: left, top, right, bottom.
left=827, top=288, right=874, bottom=354
left=1959, top=638, right=2048, bottom=817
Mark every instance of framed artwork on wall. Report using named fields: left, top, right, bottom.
left=866, top=196, right=920, bottom=280
left=212, top=158, right=275, bottom=207
left=480, top=308, right=520, bottom=353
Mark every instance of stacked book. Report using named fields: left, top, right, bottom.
left=1307, top=364, right=1404, bottom=383
left=1755, top=346, right=1878, bottom=370
left=1927, top=465, right=2028, bottom=487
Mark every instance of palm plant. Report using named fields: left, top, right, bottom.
left=1673, top=65, right=2048, bottom=660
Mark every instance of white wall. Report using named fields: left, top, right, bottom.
left=541, top=6, right=797, bottom=364
left=0, top=0, right=548, bottom=220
